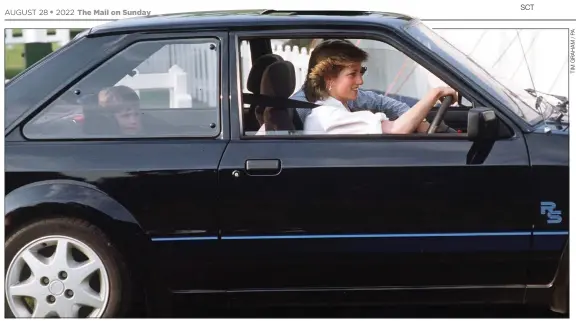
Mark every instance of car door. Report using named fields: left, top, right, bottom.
left=13, top=31, right=230, bottom=291
left=217, top=135, right=533, bottom=289
left=215, top=32, right=534, bottom=293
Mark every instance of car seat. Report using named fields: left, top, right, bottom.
left=244, top=54, right=284, bottom=132
left=258, top=60, right=297, bottom=132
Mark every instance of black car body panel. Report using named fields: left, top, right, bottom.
left=217, top=136, right=534, bottom=289
left=5, top=141, right=226, bottom=235
left=5, top=179, right=141, bottom=226
left=4, top=10, right=569, bottom=313
left=523, top=127, right=569, bottom=285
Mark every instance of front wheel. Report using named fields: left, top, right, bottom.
left=5, top=217, right=133, bottom=318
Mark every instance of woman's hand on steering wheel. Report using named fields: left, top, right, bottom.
left=427, top=87, right=459, bottom=134
left=436, top=87, right=458, bottom=104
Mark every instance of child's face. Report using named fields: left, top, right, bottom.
left=113, top=106, right=141, bottom=135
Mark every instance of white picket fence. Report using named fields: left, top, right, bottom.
left=107, top=41, right=303, bottom=109
left=116, top=65, right=193, bottom=108
left=118, top=41, right=304, bottom=108
left=123, top=43, right=219, bottom=109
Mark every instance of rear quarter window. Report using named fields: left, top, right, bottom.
left=22, top=37, right=221, bottom=139
left=5, top=35, right=119, bottom=129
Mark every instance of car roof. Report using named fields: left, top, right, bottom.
left=87, top=9, right=417, bottom=36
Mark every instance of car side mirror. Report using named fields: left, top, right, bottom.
left=467, top=107, right=499, bottom=141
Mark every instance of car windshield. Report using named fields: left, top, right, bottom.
left=404, top=21, right=549, bottom=126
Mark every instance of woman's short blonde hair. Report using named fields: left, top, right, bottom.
left=302, top=39, right=368, bottom=102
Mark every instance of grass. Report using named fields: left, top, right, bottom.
left=5, top=43, right=25, bottom=70
left=5, top=29, right=85, bottom=78
left=5, top=43, right=61, bottom=78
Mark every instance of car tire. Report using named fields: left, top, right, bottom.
left=4, top=217, right=133, bottom=318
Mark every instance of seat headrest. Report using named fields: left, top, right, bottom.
left=258, top=61, right=297, bottom=132
left=247, top=54, right=284, bottom=94
left=260, top=61, right=296, bottom=98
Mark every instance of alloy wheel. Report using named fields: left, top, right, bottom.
left=5, top=235, right=110, bottom=318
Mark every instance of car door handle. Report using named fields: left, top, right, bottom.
left=244, top=159, right=281, bottom=176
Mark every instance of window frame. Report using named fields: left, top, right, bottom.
left=230, top=27, right=521, bottom=142
left=21, top=31, right=230, bottom=142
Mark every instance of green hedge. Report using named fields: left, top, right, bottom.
left=70, top=29, right=84, bottom=39
left=5, top=67, right=23, bottom=79
left=5, top=29, right=87, bottom=79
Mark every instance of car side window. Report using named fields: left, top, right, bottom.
left=239, top=40, right=252, bottom=95
left=23, top=38, right=221, bottom=139
left=242, top=37, right=459, bottom=137
left=350, top=38, right=448, bottom=102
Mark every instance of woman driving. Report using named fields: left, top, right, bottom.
left=302, top=39, right=458, bottom=135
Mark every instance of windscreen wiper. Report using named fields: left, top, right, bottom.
left=525, top=88, right=568, bottom=103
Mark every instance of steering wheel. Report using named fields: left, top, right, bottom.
left=427, top=95, right=453, bottom=134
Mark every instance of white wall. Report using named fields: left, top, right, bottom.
left=435, top=29, right=568, bottom=97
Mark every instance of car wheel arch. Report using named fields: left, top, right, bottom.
left=5, top=179, right=150, bottom=260
left=4, top=180, right=156, bottom=316
left=5, top=179, right=142, bottom=228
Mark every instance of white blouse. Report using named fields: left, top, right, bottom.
left=303, top=96, right=388, bottom=135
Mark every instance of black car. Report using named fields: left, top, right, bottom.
left=4, top=10, right=569, bottom=318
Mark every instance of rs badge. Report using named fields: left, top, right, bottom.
left=541, top=201, right=563, bottom=224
